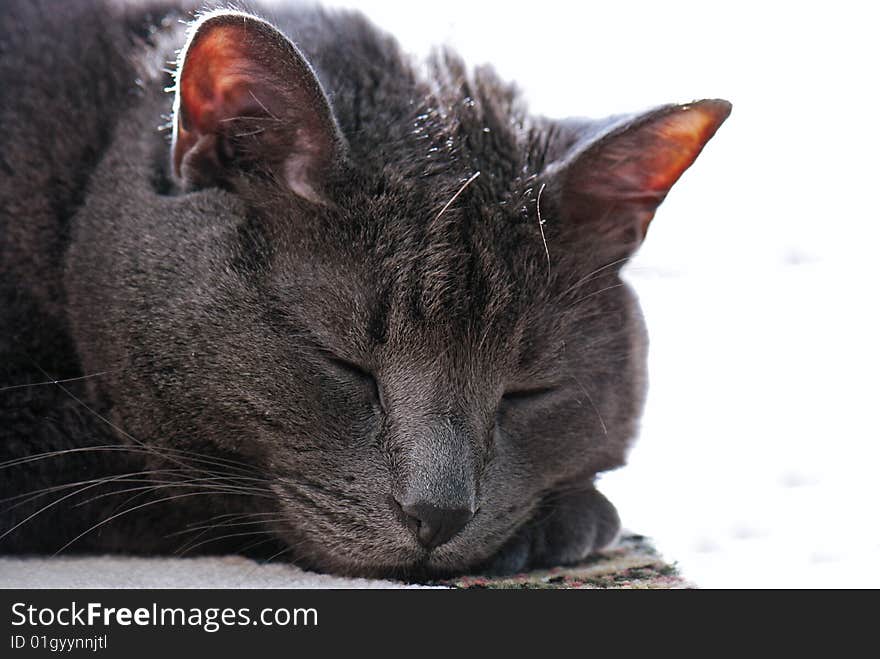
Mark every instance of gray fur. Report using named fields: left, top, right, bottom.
left=0, top=0, right=727, bottom=578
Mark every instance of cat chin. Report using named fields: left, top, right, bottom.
left=273, top=525, right=500, bottom=581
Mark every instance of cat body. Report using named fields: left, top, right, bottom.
left=0, top=0, right=728, bottom=577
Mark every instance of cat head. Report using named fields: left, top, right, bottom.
left=72, top=9, right=729, bottom=577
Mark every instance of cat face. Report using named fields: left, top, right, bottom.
left=66, top=9, right=728, bottom=577
left=205, top=182, right=649, bottom=576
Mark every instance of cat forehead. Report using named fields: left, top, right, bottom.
left=264, top=185, right=548, bottom=349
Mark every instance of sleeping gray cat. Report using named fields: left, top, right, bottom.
left=0, top=0, right=729, bottom=578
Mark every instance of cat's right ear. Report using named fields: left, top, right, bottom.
left=171, top=10, right=346, bottom=201
left=546, top=99, right=730, bottom=261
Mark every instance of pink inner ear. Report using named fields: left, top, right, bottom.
left=172, top=12, right=345, bottom=194
left=560, top=99, right=730, bottom=250
left=173, top=23, right=259, bottom=178
left=178, top=25, right=252, bottom=134
left=579, top=100, right=731, bottom=206
left=639, top=103, right=731, bottom=193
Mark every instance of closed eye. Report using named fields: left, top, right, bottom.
left=323, top=353, right=385, bottom=412
left=501, top=386, right=558, bottom=404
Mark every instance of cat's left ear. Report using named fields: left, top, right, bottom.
left=549, top=99, right=731, bottom=259
left=172, top=10, right=346, bottom=201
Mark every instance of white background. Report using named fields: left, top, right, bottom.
left=305, top=0, right=879, bottom=587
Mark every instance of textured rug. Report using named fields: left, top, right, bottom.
left=439, top=534, right=693, bottom=589
left=0, top=532, right=690, bottom=589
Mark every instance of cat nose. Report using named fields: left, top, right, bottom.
left=396, top=499, right=475, bottom=550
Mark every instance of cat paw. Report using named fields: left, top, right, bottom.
left=482, top=486, right=620, bottom=575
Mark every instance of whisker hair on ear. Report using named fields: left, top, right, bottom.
left=536, top=182, right=551, bottom=283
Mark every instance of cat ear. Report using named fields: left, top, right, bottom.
left=171, top=10, right=346, bottom=201
left=551, top=99, right=731, bottom=258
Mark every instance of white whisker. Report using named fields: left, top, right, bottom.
left=433, top=171, right=481, bottom=223
left=51, top=490, right=259, bottom=556
left=536, top=183, right=551, bottom=282
left=0, top=370, right=116, bottom=393
left=571, top=375, right=609, bottom=439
